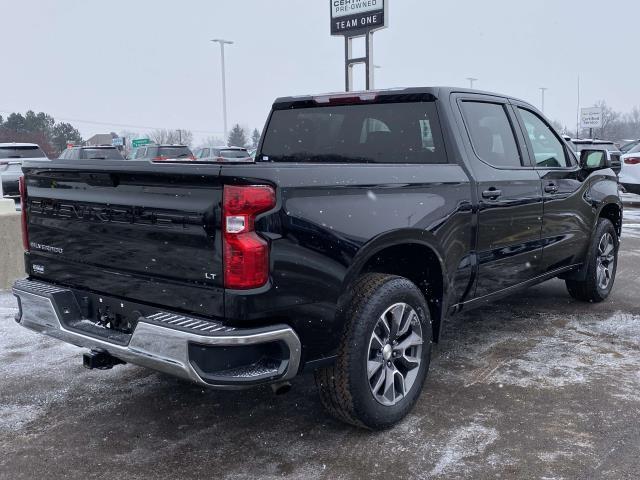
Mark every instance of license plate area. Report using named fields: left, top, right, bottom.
left=57, top=291, right=153, bottom=345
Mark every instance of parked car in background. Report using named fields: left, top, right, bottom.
left=619, top=142, right=640, bottom=195
left=131, top=144, right=195, bottom=161
left=194, top=146, right=252, bottom=163
left=0, top=143, right=48, bottom=202
left=567, top=139, right=622, bottom=174
left=58, top=145, right=124, bottom=161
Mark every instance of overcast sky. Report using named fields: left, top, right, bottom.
left=2, top=0, right=638, bottom=144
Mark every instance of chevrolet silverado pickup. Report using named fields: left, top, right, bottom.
left=13, top=87, right=622, bottom=429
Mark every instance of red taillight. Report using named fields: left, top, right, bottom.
left=153, top=156, right=168, bottom=161
left=223, top=185, right=276, bottom=289
left=19, top=176, right=29, bottom=251
left=624, top=157, right=640, bottom=165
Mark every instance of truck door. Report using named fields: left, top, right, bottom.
left=457, top=98, right=544, bottom=298
left=512, top=105, right=593, bottom=271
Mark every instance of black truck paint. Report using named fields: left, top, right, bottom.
left=14, top=87, right=622, bottom=428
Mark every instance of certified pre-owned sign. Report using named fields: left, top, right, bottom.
left=331, top=0, right=387, bottom=36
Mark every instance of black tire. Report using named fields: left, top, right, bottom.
left=314, top=273, right=432, bottom=430
left=566, top=218, right=619, bottom=302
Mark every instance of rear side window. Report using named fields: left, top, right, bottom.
left=517, top=108, right=570, bottom=168
left=620, top=141, right=639, bottom=153
left=0, top=146, right=46, bottom=159
left=58, top=149, right=77, bottom=160
left=261, top=102, right=448, bottom=164
left=134, top=148, right=147, bottom=159
left=460, top=101, right=522, bottom=168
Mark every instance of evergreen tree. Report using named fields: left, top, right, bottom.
left=228, top=124, right=248, bottom=147
left=251, top=128, right=261, bottom=148
left=51, top=123, right=83, bottom=153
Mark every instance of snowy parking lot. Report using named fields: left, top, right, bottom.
left=1, top=205, right=639, bottom=479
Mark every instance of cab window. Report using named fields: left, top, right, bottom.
left=460, top=101, right=523, bottom=168
left=517, top=108, right=570, bottom=168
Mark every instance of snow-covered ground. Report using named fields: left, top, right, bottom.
left=0, top=207, right=639, bottom=480
left=620, top=192, right=640, bottom=205
left=623, top=205, right=640, bottom=240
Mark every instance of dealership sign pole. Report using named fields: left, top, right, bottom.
left=331, top=0, right=388, bottom=92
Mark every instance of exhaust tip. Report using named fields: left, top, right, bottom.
left=271, top=381, right=292, bottom=395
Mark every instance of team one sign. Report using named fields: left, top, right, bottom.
left=331, top=0, right=386, bottom=35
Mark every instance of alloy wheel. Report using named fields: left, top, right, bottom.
left=367, top=303, right=424, bottom=406
left=596, top=232, right=615, bottom=290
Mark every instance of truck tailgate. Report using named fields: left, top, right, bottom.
left=23, top=162, right=224, bottom=318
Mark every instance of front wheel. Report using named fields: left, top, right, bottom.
left=566, top=218, right=619, bottom=302
left=315, top=273, right=432, bottom=430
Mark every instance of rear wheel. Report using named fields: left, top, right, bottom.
left=315, top=273, right=432, bottom=430
left=566, top=218, right=618, bottom=302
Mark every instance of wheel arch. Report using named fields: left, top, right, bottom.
left=598, top=200, right=623, bottom=237
left=342, top=230, right=449, bottom=342
left=563, top=199, right=622, bottom=282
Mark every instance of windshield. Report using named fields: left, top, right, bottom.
left=261, top=101, right=447, bottom=164
left=0, top=146, right=46, bottom=159
left=79, top=148, right=123, bottom=160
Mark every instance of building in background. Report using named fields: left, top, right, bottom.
left=84, top=133, right=118, bottom=146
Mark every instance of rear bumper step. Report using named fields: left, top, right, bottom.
left=12, top=278, right=301, bottom=389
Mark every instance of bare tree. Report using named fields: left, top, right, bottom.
left=119, top=130, right=141, bottom=158
left=149, top=129, right=193, bottom=147
left=593, top=101, right=621, bottom=140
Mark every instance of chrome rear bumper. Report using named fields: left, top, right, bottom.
left=12, top=279, right=301, bottom=389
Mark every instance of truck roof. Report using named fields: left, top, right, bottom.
left=273, top=87, right=531, bottom=109
left=0, top=142, right=42, bottom=148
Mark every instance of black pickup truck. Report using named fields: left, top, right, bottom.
left=13, top=87, right=622, bottom=429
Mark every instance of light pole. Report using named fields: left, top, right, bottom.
left=211, top=39, right=234, bottom=143
left=539, top=87, right=548, bottom=113
left=466, top=77, right=478, bottom=89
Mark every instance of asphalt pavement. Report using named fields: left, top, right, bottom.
left=1, top=204, right=639, bottom=480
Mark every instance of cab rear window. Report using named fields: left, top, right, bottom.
left=219, top=149, right=249, bottom=159
left=79, top=148, right=123, bottom=160
left=157, top=147, right=192, bottom=158
left=261, top=102, right=447, bottom=164
left=0, top=146, right=46, bottom=159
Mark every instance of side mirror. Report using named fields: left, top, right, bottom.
left=580, top=149, right=610, bottom=171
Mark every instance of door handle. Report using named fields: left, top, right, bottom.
left=482, top=189, right=502, bottom=199
left=544, top=183, right=558, bottom=194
